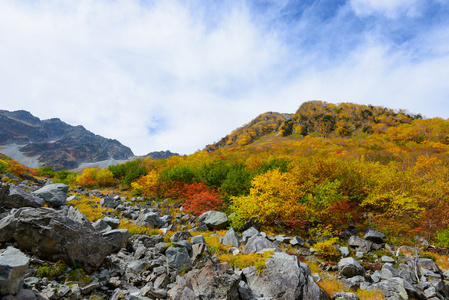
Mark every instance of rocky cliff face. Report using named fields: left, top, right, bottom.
left=0, top=110, right=134, bottom=170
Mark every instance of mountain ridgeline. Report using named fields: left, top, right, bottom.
left=0, top=110, right=134, bottom=170
left=206, top=101, right=423, bottom=151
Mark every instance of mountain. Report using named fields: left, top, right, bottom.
left=0, top=110, right=134, bottom=170
left=206, top=100, right=423, bottom=151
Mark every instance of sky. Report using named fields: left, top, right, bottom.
left=1, top=0, right=449, bottom=156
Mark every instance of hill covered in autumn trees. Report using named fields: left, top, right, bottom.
left=5, top=100, right=449, bottom=248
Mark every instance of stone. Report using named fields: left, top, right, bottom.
left=290, top=236, right=305, bottom=247
left=348, top=235, right=373, bottom=252
left=333, top=292, right=360, bottom=300
left=102, top=217, right=120, bottom=229
left=102, top=229, right=130, bottom=251
left=130, top=234, right=164, bottom=248
left=0, top=247, right=30, bottom=295
left=243, top=251, right=327, bottom=299
left=92, top=219, right=112, bottom=233
left=166, top=246, right=192, bottom=272
left=135, top=212, right=162, bottom=228
left=190, top=224, right=208, bottom=232
left=338, top=246, right=350, bottom=257
left=65, top=206, right=94, bottom=229
left=222, top=228, right=242, bottom=247
left=242, top=227, right=259, bottom=243
left=373, top=277, right=409, bottom=300
left=198, top=210, right=229, bottom=230
left=32, top=183, right=69, bottom=208
left=191, top=243, right=208, bottom=266
left=168, top=261, right=240, bottom=300
left=191, top=235, right=206, bottom=244
left=416, top=258, right=440, bottom=275
left=1, top=185, right=44, bottom=209
left=363, top=228, right=386, bottom=244
left=0, top=207, right=113, bottom=273
left=100, top=196, right=120, bottom=209
left=171, top=230, right=192, bottom=243
left=338, top=257, right=365, bottom=278
left=382, top=256, right=395, bottom=263
left=244, top=234, right=279, bottom=254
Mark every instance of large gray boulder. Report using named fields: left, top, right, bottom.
left=32, top=183, right=69, bottom=208
left=0, top=207, right=113, bottom=273
left=244, top=234, right=278, bottom=254
left=242, top=226, right=259, bottom=243
left=338, top=257, right=365, bottom=278
left=373, top=277, right=409, bottom=300
left=135, top=212, right=163, bottom=228
left=1, top=185, right=44, bottom=209
left=348, top=236, right=373, bottom=253
left=221, top=228, right=241, bottom=247
left=168, top=261, right=240, bottom=300
left=363, top=228, right=385, bottom=244
left=198, top=211, right=229, bottom=230
left=102, top=229, right=130, bottom=252
left=0, top=247, right=30, bottom=296
left=242, top=251, right=327, bottom=299
left=166, top=246, right=192, bottom=272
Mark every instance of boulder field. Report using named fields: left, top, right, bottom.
left=0, top=177, right=448, bottom=300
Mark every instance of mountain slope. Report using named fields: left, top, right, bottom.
left=206, top=101, right=423, bottom=151
left=0, top=110, right=134, bottom=170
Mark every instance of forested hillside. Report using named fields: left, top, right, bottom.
left=41, top=101, right=447, bottom=247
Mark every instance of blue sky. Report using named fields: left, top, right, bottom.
left=1, top=0, right=448, bottom=155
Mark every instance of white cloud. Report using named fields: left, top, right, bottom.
left=0, top=0, right=448, bottom=156
left=349, top=0, right=424, bottom=18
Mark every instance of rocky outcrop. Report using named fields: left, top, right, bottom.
left=0, top=207, right=114, bottom=273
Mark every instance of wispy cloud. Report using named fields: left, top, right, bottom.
left=1, top=0, right=448, bottom=155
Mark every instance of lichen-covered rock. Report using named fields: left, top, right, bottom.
left=166, top=246, right=192, bottom=272
left=168, top=261, right=240, bottom=300
left=338, top=257, right=365, bottom=278
left=243, top=251, right=327, bottom=299
left=244, top=234, right=278, bottom=254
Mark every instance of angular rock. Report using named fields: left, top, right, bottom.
left=416, top=258, right=440, bottom=275
left=0, top=207, right=113, bottom=273
left=198, top=210, right=229, bottom=230
left=32, top=183, right=69, bottom=208
left=348, top=236, right=373, bottom=253
left=102, top=217, right=120, bottom=229
left=135, top=212, right=162, bottom=228
left=1, top=185, right=44, bottom=209
left=92, top=219, right=112, bottom=233
left=191, top=235, right=206, bottom=244
left=0, top=247, right=30, bottom=295
left=222, top=228, right=242, bottom=247
left=191, top=243, right=208, bottom=266
left=130, top=234, right=164, bottom=248
left=242, top=227, right=259, bottom=243
left=65, top=205, right=94, bottom=229
left=166, top=246, right=192, bottom=272
left=168, top=261, right=240, bottom=300
left=338, top=257, right=365, bottom=278
left=290, top=236, right=305, bottom=247
left=373, top=277, right=409, bottom=300
left=243, top=251, right=327, bottom=299
left=244, top=234, right=278, bottom=254
left=363, top=228, right=385, bottom=244
left=100, top=196, right=120, bottom=209
left=102, top=229, right=130, bottom=251
left=171, top=230, right=192, bottom=243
